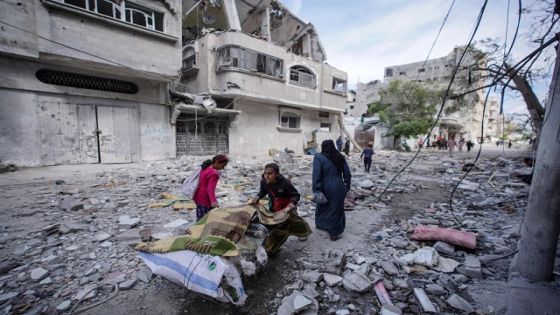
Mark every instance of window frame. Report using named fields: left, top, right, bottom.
left=216, top=45, right=284, bottom=80
left=289, top=65, right=316, bottom=89
left=332, top=77, right=347, bottom=94
left=45, top=0, right=167, bottom=34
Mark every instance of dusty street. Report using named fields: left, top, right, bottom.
left=1, top=145, right=559, bottom=315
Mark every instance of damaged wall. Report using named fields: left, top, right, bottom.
left=183, top=32, right=346, bottom=112
left=229, top=101, right=341, bottom=156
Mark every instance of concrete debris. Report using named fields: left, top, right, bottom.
left=119, top=279, right=137, bottom=290
left=302, top=270, right=322, bottom=283
left=322, top=273, right=343, bottom=287
left=433, top=241, right=455, bottom=255
left=94, top=232, right=112, bottom=242
left=30, top=267, right=49, bottom=281
left=380, top=260, right=400, bottom=275
left=56, top=300, right=72, bottom=312
left=277, top=290, right=318, bottom=315
left=342, top=271, right=372, bottom=292
left=0, top=292, right=19, bottom=303
left=379, top=304, right=403, bottom=315
left=434, top=257, right=460, bottom=273
left=0, top=148, right=536, bottom=313
left=335, top=310, right=349, bottom=315
left=447, top=294, right=475, bottom=313
left=118, top=215, right=141, bottom=227
left=163, top=219, right=190, bottom=229
left=293, top=294, right=313, bottom=311
left=412, top=247, right=439, bottom=268
left=413, top=288, right=437, bottom=313
left=463, top=255, right=482, bottom=279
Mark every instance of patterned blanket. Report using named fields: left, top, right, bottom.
left=135, top=205, right=255, bottom=257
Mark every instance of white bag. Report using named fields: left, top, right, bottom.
left=182, top=169, right=201, bottom=198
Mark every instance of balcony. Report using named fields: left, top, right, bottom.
left=181, top=31, right=347, bottom=112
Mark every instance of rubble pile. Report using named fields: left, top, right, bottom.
left=0, top=150, right=542, bottom=314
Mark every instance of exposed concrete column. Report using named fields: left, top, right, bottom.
left=338, top=114, right=362, bottom=151
left=223, top=0, right=241, bottom=31
left=261, top=7, right=271, bottom=42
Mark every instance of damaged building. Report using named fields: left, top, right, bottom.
left=175, top=0, right=348, bottom=156
left=0, top=0, right=348, bottom=166
left=0, top=0, right=183, bottom=166
left=383, top=47, right=499, bottom=142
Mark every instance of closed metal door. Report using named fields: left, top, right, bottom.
left=97, top=106, right=133, bottom=163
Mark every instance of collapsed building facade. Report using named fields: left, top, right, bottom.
left=0, top=0, right=348, bottom=166
left=383, top=47, right=499, bottom=143
left=176, top=0, right=348, bottom=157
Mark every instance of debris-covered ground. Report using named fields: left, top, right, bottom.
left=1, top=145, right=559, bottom=315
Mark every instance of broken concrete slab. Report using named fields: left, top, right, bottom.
left=342, top=271, right=372, bottom=293
left=412, top=247, right=439, bottom=267
left=322, top=273, right=343, bottom=287
left=433, top=241, right=455, bottom=255
left=380, top=304, right=402, bottom=315
left=119, top=279, right=137, bottom=290
left=277, top=290, right=318, bottom=315
left=447, top=294, right=475, bottom=313
left=118, top=215, right=141, bottom=227
left=30, top=267, right=49, bottom=281
left=0, top=292, right=19, bottom=303
left=56, top=300, right=72, bottom=312
left=293, top=294, right=313, bottom=311
left=163, top=219, right=190, bottom=229
left=463, top=255, right=482, bottom=279
left=380, top=260, right=400, bottom=275
left=413, top=288, right=437, bottom=313
left=302, top=270, right=322, bottom=283
left=434, top=257, right=460, bottom=273
left=94, top=232, right=111, bottom=242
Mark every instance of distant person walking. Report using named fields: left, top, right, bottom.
left=466, top=140, right=474, bottom=152
left=508, top=140, right=512, bottom=149
left=361, top=143, right=374, bottom=172
left=336, top=136, right=343, bottom=152
left=448, top=138, right=457, bottom=156
left=343, top=138, right=351, bottom=156
left=192, top=155, right=229, bottom=220
left=312, top=140, right=351, bottom=241
left=458, top=137, right=465, bottom=152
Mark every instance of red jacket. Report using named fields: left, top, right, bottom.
left=193, top=167, right=220, bottom=207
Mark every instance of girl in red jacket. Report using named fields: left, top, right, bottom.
left=192, top=154, right=229, bottom=220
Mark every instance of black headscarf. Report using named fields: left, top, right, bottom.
left=321, top=139, right=345, bottom=173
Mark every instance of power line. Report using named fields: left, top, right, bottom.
left=375, top=0, right=490, bottom=202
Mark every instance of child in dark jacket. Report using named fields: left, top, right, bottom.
left=360, top=143, right=374, bottom=172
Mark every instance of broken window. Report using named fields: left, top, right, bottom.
left=280, top=112, right=301, bottom=129
left=183, top=46, right=196, bottom=70
left=385, top=68, right=393, bottom=77
left=320, top=122, right=331, bottom=132
left=399, top=71, right=406, bottom=76
left=418, top=68, right=426, bottom=73
left=332, top=77, right=347, bottom=93
left=216, top=46, right=284, bottom=79
left=318, top=111, right=330, bottom=118
left=57, top=0, right=164, bottom=32
left=289, top=66, right=316, bottom=89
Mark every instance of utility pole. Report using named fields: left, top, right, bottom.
left=510, top=33, right=560, bottom=282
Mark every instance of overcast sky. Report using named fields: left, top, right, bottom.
left=281, top=0, right=557, bottom=116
